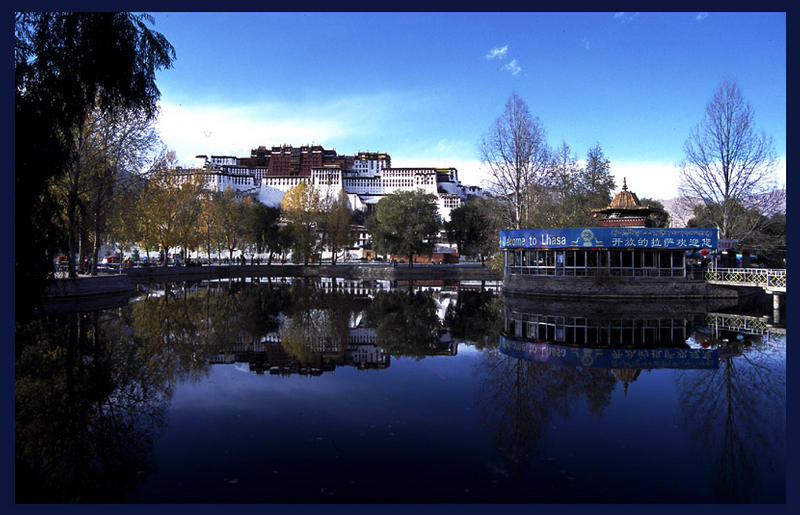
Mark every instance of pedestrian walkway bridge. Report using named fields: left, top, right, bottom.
left=705, top=268, right=786, bottom=293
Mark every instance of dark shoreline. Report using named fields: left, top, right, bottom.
left=42, top=263, right=502, bottom=299
left=123, top=262, right=502, bottom=283
left=39, top=263, right=755, bottom=314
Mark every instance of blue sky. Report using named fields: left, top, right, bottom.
left=150, top=12, right=786, bottom=199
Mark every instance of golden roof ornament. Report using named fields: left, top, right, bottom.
left=592, top=178, right=653, bottom=227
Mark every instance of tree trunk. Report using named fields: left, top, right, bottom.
left=66, top=193, right=79, bottom=279
left=91, top=227, right=101, bottom=276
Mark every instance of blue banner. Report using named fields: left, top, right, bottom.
left=499, top=336, right=719, bottom=370
left=500, top=227, right=718, bottom=250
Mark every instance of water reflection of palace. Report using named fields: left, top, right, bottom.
left=183, top=276, right=502, bottom=298
left=210, top=330, right=459, bottom=376
left=209, top=324, right=390, bottom=374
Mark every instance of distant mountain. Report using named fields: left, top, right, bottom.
left=657, top=197, right=696, bottom=228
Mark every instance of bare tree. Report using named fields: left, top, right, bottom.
left=480, top=92, right=550, bottom=229
left=679, top=79, right=782, bottom=239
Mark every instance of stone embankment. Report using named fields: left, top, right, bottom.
left=503, top=274, right=738, bottom=300
left=40, top=274, right=136, bottom=313
left=42, top=265, right=743, bottom=303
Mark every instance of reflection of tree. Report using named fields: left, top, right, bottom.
left=445, top=290, right=503, bottom=350
left=365, top=289, right=442, bottom=359
left=476, top=350, right=617, bottom=476
left=129, top=282, right=288, bottom=380
left=15, top=312, right=169, bottom=502
left=15, top=281, right=294, bottom=501
left=130, top=286, right=214, bottom=383
left=280, top=284, right=363, bottom=364
left=675, top=337, right=786, bottom=502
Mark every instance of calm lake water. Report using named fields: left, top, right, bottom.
left=15, top=277, right=786, bottom=503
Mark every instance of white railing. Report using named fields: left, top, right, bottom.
left=705, top=312, right=785, bottom=337
left=705, top=268, right=786, bottom=292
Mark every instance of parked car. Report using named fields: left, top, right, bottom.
left=102, top=254, right=122, bottom=264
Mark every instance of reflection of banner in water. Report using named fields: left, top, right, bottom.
left=500, top=336, right=719, bottom=370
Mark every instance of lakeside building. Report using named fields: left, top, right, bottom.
left=187, top=145, right=484, bottom=222
left=500, top=181, right=735, bottom=299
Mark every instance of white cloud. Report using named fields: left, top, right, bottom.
left=156, top=103, right=346, bottom=166
left=610, top=156, right=786, bottom=201
left=436, top=138, right=455, bottom=153
left=614, top=12, right=640, bottom=23
left=696, top=12, right=709, bottom=21
left=608, top=161, right=683, bottom=200
left=502, top=59, right=521, bottom=76
left=154, top=93, right=409, bottom=167
left=485, top=45, right=508, bottom=60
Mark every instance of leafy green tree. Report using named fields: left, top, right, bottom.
left=445, top=198, right=501, bottom=264
left=245, top=201, right=282, bottom=263
left=580, top=143, right=615, bottom=210
left=15, top=12, right=174, bottom=318
left=365, top=190, right=441, bottom=267
left=639, top=197, right=670, bottom=228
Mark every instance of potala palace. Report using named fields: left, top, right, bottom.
left=176, top=144, right=485, bottom=222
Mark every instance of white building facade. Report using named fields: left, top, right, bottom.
left=188, top=147, right=483, bottom=223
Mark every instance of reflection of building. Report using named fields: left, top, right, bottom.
left=499, top=296, right=722, bottom=393
left=430, top=331, right=458, bottom=356
left=611, top=369, right=641, bottom=395
left=500, top=180, right=735, bottom=299
left=503, top=306, right=696, bottom=348
left=209, top=332, right=391, bottom=376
